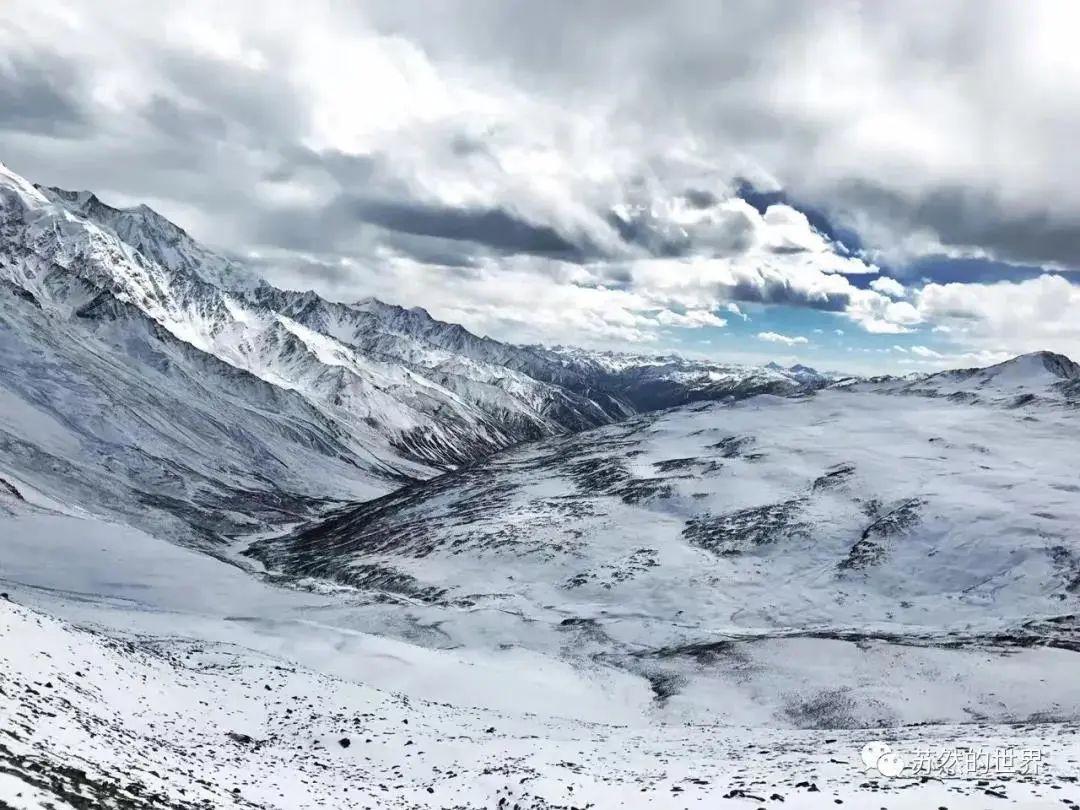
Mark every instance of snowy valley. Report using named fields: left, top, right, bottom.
left=3, top=162, right=1080, bottom=808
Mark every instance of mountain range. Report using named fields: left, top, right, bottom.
left=4, top=160, right=1080, bottom=808
left=0, top=160, right=832, bottom=546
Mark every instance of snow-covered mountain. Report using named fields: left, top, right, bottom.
left=0, top=162, right=830, bottom=543
left=8, top=357, right=1080, bottom=807
left=7, top=157, right=1080, bottom=808
left=865, top=349, right=1080, bottom=407
left=250, top=369, right=1080, bottom=729
left=6, top=355, right=1069, bottom=808
left=552, top=349, right=842, bottom=410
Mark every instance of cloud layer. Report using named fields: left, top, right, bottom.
left=3, top=1, right=1080, bottom=366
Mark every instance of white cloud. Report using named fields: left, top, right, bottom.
left=897, top=347, right=1013, bottom=368
left=655, top=309, right=727, bottom=328
left=757, top=331, right=809, bottom=346
left=604, top=199, right=920, bottom=341
left=910, top=345, right=943, bottom=358
left=915, top=273, right=1080, bottom=358
left=869, top=276, right=906, bottom=298
left=725, top=302, right=749, bottom=320
left=844, top=294, right=922, bottom=334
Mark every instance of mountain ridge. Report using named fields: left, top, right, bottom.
left=6, top=160, right=1076, bottom=549
left=0, top=162, right=842, bottom=546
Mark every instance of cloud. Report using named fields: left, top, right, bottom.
left=845, top=295, right=922, bottom=334
left=0, top=53, right=88, bottom=137
left=914, top=273, right=1080, bottom=358
left=3, top=0, right=1080, bottom=361
left=830, top=181, right=1080, bottom=270
left=757, top=331, right=808, bottom=346
left=725, top=302, right=748, bottom=320
left=655, top=309, right=727, bottom=328
left=897, top=346, right=1013, bottom=368
left=608, top=199, right=914, bottom=335
left=869, top=276, right=906, bottom=298
left=910, top=345, right=943, bottom=358
left=343, top=195, right=591, bottom=259
left=359, top=1, right=1080, bottom=271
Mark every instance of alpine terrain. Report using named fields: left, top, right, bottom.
left=3, top=161, right=1080, bottom=808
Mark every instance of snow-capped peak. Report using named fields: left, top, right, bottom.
left=978, top=350, right=1080, bottom=382
left=37, top=183, right=261, bottom=291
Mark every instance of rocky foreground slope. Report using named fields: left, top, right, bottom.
left=4, top=597, right=1079, bottom=810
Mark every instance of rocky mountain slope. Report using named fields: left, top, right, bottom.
left=5, top=595, right=1077, bottom=809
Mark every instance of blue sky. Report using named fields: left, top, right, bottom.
left=657, top=297, right=962, bottom=375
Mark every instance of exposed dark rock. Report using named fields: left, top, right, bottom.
left=812, top=463, right=855, bottom=491
left=839, top=498, right=924, bottom=570
left=682, top=499, right=808, bottom=555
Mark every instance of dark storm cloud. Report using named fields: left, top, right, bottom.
left=248, top=144, right=592, bottom=263
left=606, top=211, right=690, bottom=258
left=252, top=192, right=583, bottom=266
left=598, top=266, right=634, bottom=289
left=728, top=279, right=851, bottom=313
left=345, top=196, right=593, bottom=259
left=0, top=55, right=88, bottom=137
left=834, top=181, right=1080, bottom=270
left=683, top=189, right=719, bottom=210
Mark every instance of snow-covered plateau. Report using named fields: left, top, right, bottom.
left=3, top=160, right=1080, bottom=807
